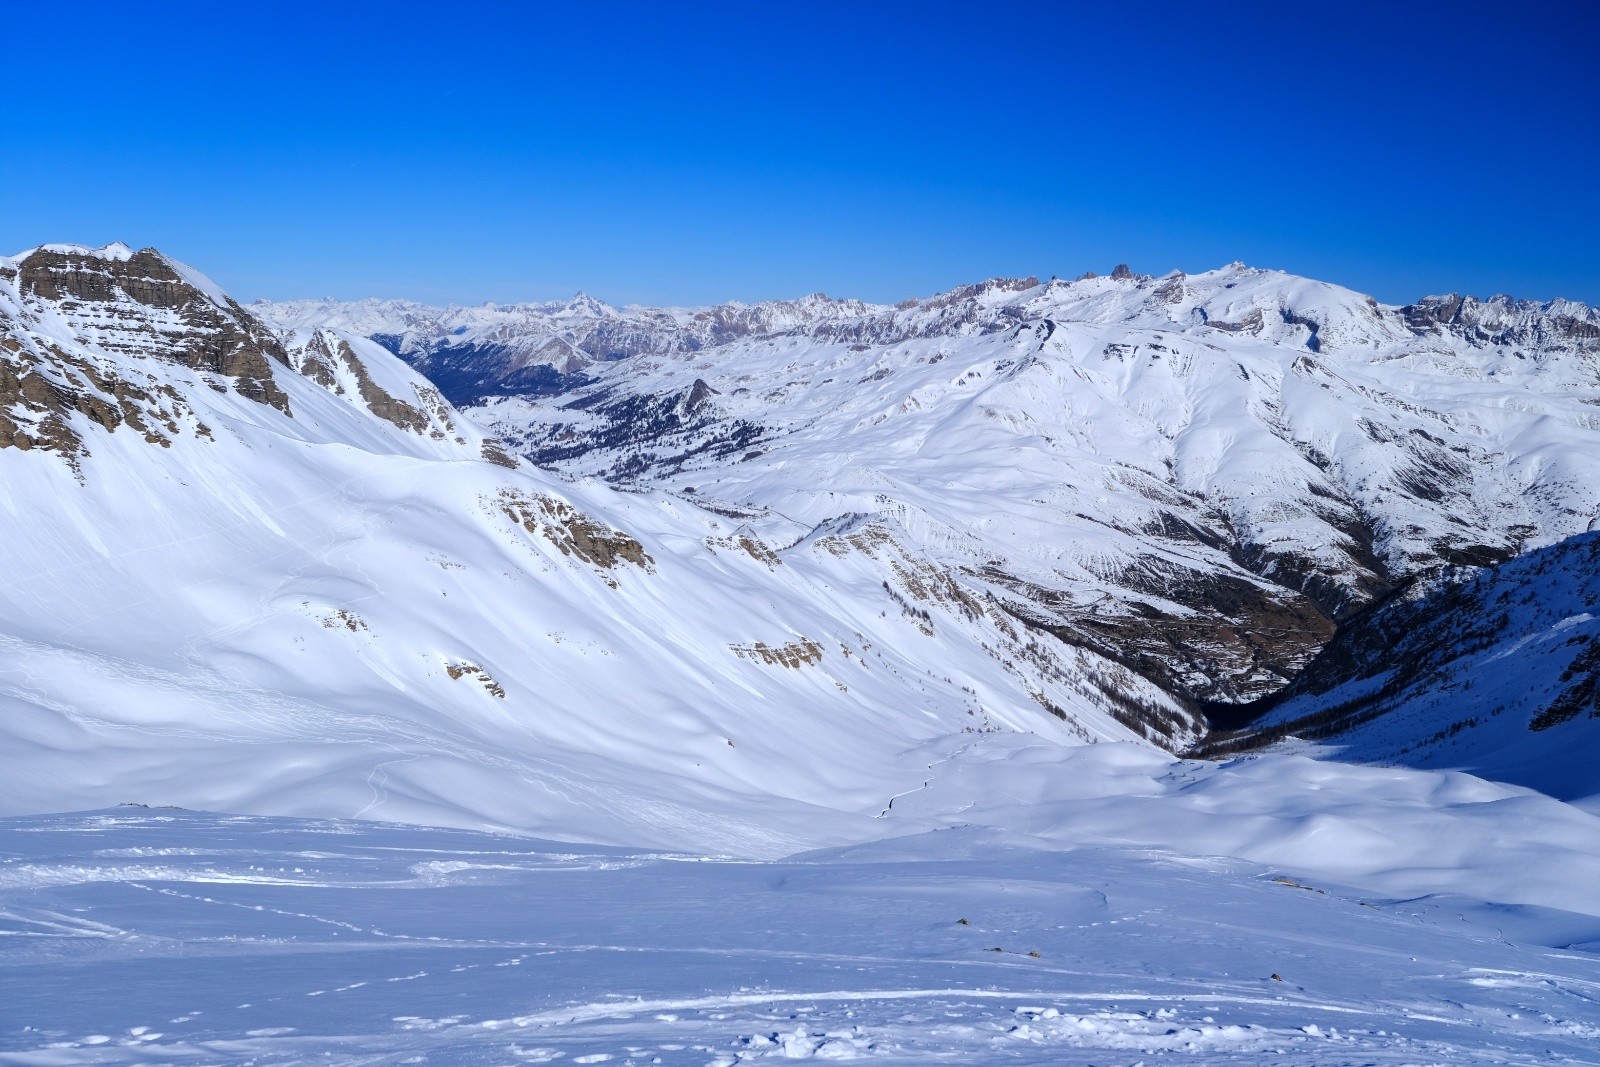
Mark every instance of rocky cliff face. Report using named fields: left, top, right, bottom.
left=0, top=328, right=201, bottom=464
left=280, top=328, right=463, bottom=440
left=15, top=244, right=292, bottom=413
left=0, top=246, right=250, bottom=468
left=0, top=245, right=497, bottom=471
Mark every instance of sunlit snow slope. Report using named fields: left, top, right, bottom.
left=5, top=808, right=1600, bottom=1066
left=1, top=245, right=1183, bottom=856
left=264, top=266, right=1600, bottom=790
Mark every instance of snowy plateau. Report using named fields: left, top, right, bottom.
left=1, top=243, right=1598, bottom=1065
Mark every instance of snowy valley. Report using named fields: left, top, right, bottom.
left=263, top=262, right=1600, bottom=782
left=2, top=244, right=1598, bottom=1065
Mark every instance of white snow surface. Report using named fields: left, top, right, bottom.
left=265, top=265, right=1600, bottom=769
left=2, top=808, right=1599, bottom=1066
left=0, top=244, right=1147, bottom=861
left=268, top=271, right=1600, bottom=777
left=443, top=266, right=1600, bottom=601
left=4, top=249, right=1600, bottom=1060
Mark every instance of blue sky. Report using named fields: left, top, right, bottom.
left=4, top=1, right=1596, bottom=306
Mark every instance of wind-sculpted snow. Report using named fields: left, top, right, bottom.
left=271, top=266, right=1600, bottom=739
left=3, top=807, right=1599, bottom=1065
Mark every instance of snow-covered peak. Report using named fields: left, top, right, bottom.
left=258, top=264, right=1600, bottom=402
left=4, top=240, right=138, bottom=264
left=556, top=290, right=617, bottom=317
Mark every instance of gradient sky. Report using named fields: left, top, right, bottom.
left=5, top=1, right=1596, bottom=307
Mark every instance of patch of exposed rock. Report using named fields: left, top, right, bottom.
left=285, top=331, right=445, bottom=435
left=446, top=661, right=506, bottom=698
left=0, top=331, right=201, bottom=469
left=16, top=247, right=292, bottom=414
left=495, top=489, right=653, bottom=574
left=729, top=639, right=824, bottom=667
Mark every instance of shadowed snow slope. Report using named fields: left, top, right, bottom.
left=1203, top=532, right=1600, bottom=804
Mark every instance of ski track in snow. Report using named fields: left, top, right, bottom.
left=3, top=811, right=1599, bottom=1066
left=875, top=737, right=991, bottom=818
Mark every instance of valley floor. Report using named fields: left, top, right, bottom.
left=3, top=809, right=1599, bottom=1066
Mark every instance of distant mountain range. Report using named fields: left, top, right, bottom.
left=0, top=243, right=1593, bottom=845
left=260, top=263, right=1600, bottom=797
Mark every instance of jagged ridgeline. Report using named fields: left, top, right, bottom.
left=257, top=262, right=1600, bottom=792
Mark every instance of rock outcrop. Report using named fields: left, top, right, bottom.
left=16, top=245, right=292, bottom=414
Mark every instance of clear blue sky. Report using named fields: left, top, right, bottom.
left=5, top=1, right=1596, bottom=307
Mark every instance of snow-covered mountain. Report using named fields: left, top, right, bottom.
left=9, top=247, right=1600, bottom=1065
left=257, top=289, right=893, bottom=404
left=8, top=243, right=1598, bottom=831
left=2, top=243, right=1196, bottom=855
left=260, top=266, right=1600, bottom=770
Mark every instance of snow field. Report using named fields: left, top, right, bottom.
left=3, top=810, right=1598, bottom=1066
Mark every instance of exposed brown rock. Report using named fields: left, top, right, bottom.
left=291, top=331, right=345, bottom=393
left=496, top=489, right=653, bottom=573
left=320, top=609, right=368, bottom=632
left=481, top=439, right=520, bottom=468
left=16, top=247, right=292, bottom=415
left=0, top=331, right=195, bottom=470
left=990, top=561, right=1335, bottom=707
left=1151, top=273, right=1187, bottom=305
left=284, top=330, right=464, bottom=440
left=445, top=661, right=506, bottom=698
left=1206, top=309, right=1264, bottom=335
left=335, top=339, right=429, bottom=433
left=414, top=384, right=462, bottom=442
left=729, top=639, right=824, bottom=667
left=707, top=531, right=781, bottom=567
